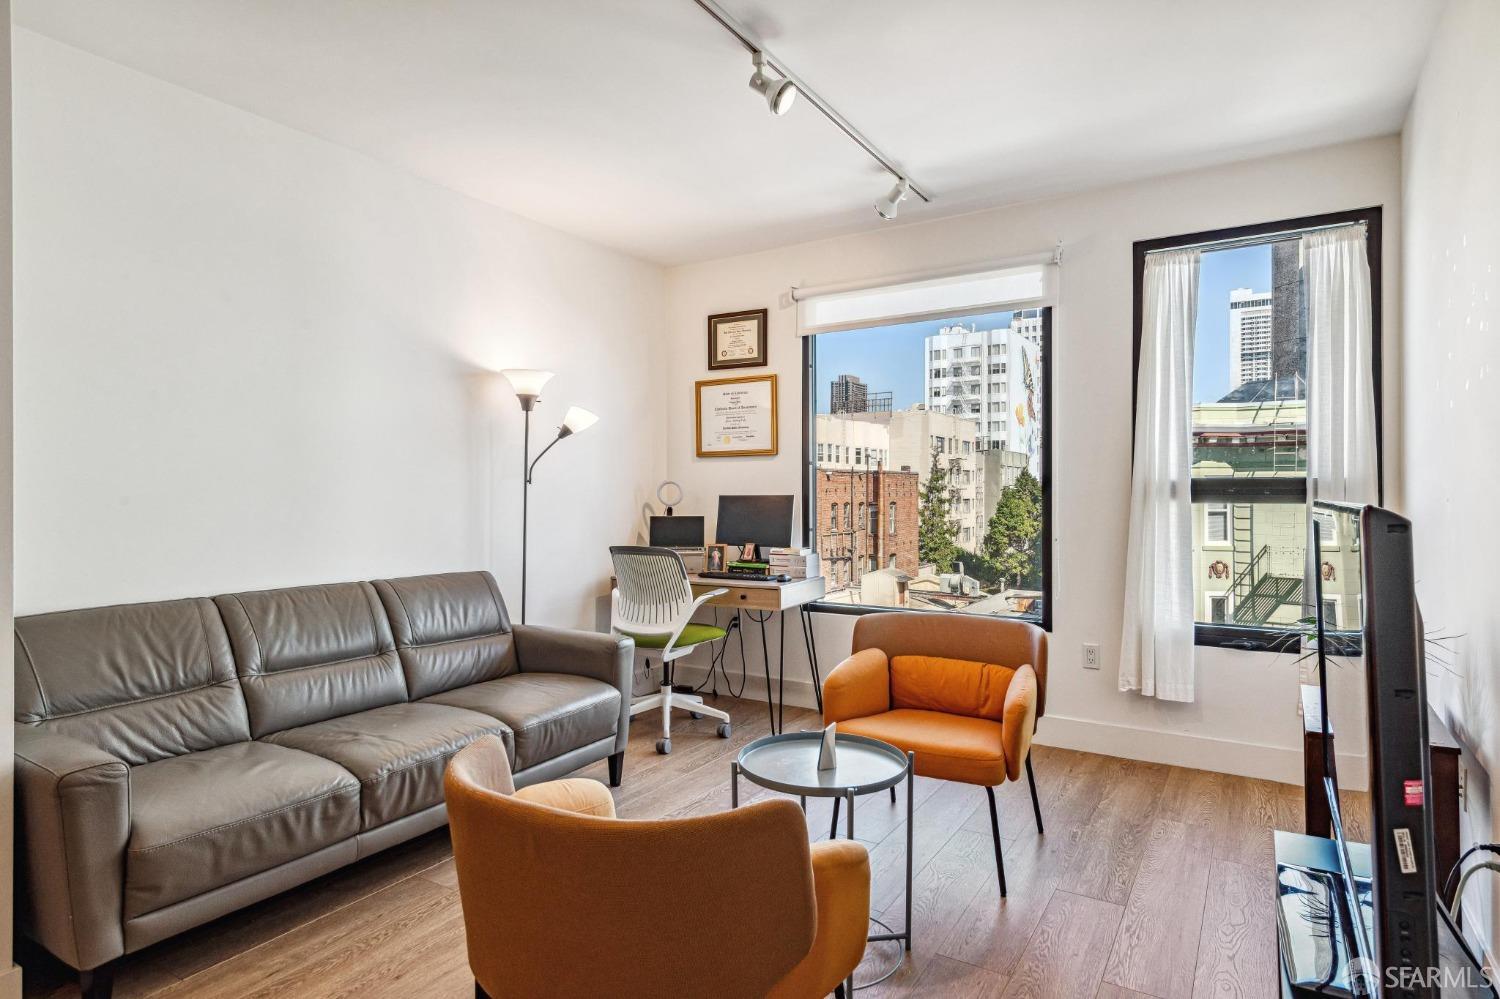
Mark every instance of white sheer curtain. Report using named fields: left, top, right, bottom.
left=1305, top=226, right=1379, bottom=503
left=1120, top=248, right=1199, bottom=702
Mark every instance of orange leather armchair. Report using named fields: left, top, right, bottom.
left=445, top=736, right=871, bottom=999
left=822, top=612, right=1046, bottom=896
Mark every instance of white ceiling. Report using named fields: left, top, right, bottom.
left=15, top=0, right=1443, bottom=266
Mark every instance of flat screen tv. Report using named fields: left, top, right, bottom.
left=1308, top=501, right=1493, bottom=997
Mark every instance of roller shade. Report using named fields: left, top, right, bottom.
left=796, top=259, right=1057, bottom=335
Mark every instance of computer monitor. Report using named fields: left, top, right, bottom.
left=714, top=495, right=794, bottom=556
left=649, top=515, right=704, bottom=549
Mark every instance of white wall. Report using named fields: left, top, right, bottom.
left=665, top=136, right=1402, bottom=784
left=1400, top=0, right=1500, bottom=952
left=1, top=4, right=21, bottom=997
left=12, top=30, right=667, bottom=626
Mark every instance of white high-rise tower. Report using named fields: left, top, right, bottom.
left=1228, top=287, right=1273, bottom=389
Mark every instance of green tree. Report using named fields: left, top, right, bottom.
left=918, top=444, right=961, bottom=572
left=981, top=469, right=1043, bottom=589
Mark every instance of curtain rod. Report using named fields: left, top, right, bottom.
left=690, top=0, right=933, bottom=203
left=1145, top=220, right=1366, bottom=256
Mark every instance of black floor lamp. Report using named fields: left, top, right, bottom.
left=501, top=369, right=598, bottom=623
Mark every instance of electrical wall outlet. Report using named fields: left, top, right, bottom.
left=1082, top=643, right=1101, bottom=670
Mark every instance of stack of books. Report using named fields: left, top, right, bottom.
left=767, top=547, right=820, bottom=579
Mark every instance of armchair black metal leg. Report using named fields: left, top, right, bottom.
left=830, top=796, right=841, bottom=839
left=79, top=962, right=116, bottom=999
left=985, top=786, right=1007, bottom=898
left=1025, top=755, right=1043, bottom=834
left=607, top=751, right=624, bottom=788
left=834, top=983, right=846, bottom=999
left=475, top=981, right=492, bottom=999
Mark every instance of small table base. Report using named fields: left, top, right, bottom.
left=731, top=732, right=915, bottom=994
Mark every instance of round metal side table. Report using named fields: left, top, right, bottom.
left=731, top=731, right=914, bottom=993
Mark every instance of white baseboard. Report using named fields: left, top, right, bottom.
left=671, top=661, right=1369, bottom=790
left=0, top=963, right=22, bottom=999
left=1032, top=713, right=1369, bottom=790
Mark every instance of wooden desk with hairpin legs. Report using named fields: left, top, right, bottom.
left=687, top=574, right=826, bottom=734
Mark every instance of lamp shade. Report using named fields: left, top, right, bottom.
left=501, top=368, right=554, bottom=399
left=561, top=406, right=599, bottom=435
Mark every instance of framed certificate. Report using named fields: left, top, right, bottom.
left=695, top=374, right=778, bottom=458
left=707, top=308, right=768, bottom=370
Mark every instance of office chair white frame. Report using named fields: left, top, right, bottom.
left=610, top=546, right=731, bottom=755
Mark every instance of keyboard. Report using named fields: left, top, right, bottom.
left=699, top=570, right=790, bottom=583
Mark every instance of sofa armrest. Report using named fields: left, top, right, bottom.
left=513, top=778, right=617, bottom=818
left=513, top=625, right=634, bottom=753
left=14, top=725, right=130, bottom=971
left=822, top=648, right=891, bottom=725
left=768, top=839, right=871, bottom=999
left=514, top=624, right=633, bottom=687
left=1001, top=664, right=1039, bottom=782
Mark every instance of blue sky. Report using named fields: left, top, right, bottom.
left=814, top=244, right=1271, bottom=412
left=1193, top=244, right=1271, bottom=402
left=814, top=311, right=1016, bottom=411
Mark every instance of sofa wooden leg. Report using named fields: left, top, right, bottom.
left=79, top=961, right=116, bottom=999
left=985, top=786, right=1007, bottom=898
left=1025, top=755, right=1043, bottom=834
left=607, top=750, right=624, bottom=788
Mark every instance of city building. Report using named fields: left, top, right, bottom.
left=828, top=373, right=891, bottom=414
left=848, top=405, right=985, bottom=551
left=980, top=448, right=1030, bottom=525
left=921, top=310, right=1044, bottom=452
left=814, top=413, right=890, bottom=471
left=1190, top=395, right=1312, bottom=629
left=813, top=466, right=919, bottom=593
left=1228, top=287, right=1273, bottom=387
left=1228, top=242, right=1306, bottom=395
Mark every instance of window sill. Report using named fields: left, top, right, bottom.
left=808, top=600, right=1049, bottom=631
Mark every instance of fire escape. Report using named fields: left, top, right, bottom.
left=1228, top=428, right=1305, bottom=626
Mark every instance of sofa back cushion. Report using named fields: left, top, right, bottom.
left=14, top=598, right=250, bottom=765
left=889, top=655, right=1016, bottom=722
left=215, top=581, right=406, bottom=738
left=373, top=571, right=518, bottom=699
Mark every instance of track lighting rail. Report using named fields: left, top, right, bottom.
left=690, top=0, right=934, bottom=204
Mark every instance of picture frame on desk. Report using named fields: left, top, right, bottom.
left=707, top=308, right=768, bottom=370
left=705, top=544, right=730, bottom=573
left=695, top=373, right=778, bottom=458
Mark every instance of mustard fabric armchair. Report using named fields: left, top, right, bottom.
left=822, top=612, right=1046, bottom=897
left=444, top=736, right=871, bottom=999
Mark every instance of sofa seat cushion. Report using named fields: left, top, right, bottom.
left=421, top=673, right=620, bottom=771
left=263, top=702, right=512, bottom=828
left=126, top=741, right=360, bottom=918
left=836, top=709, right=1006, bottom=787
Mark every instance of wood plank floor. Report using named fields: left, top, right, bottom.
left=22, top=695, right=1368, bottom=999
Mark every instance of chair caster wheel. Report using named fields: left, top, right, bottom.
left=690, top=711, right=703, bottom=720
left=656, top=739, right=671, bottom=755
left=717, top=723, right=732, bottom=739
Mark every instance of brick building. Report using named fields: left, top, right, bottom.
left=815, top=467, right=919, bottom=591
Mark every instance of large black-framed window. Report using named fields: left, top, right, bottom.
left=1131, top=207, right=1382, bottom=651
left=801, top=307, right=1052, bottom=631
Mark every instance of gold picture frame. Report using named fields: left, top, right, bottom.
left=695, top=373, right=778, bottom=458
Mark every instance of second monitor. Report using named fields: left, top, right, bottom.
left=715, top=494, right=795, bottom=561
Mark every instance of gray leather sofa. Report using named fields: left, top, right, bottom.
left=13, top=571, right=632, bottom=999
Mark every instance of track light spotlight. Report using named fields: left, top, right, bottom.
left=748, top=52, right=797, bottom=116
left=875, top=177, right=911, bottom=220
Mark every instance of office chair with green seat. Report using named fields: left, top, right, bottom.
left=610, top=546, right=732, bottom=754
